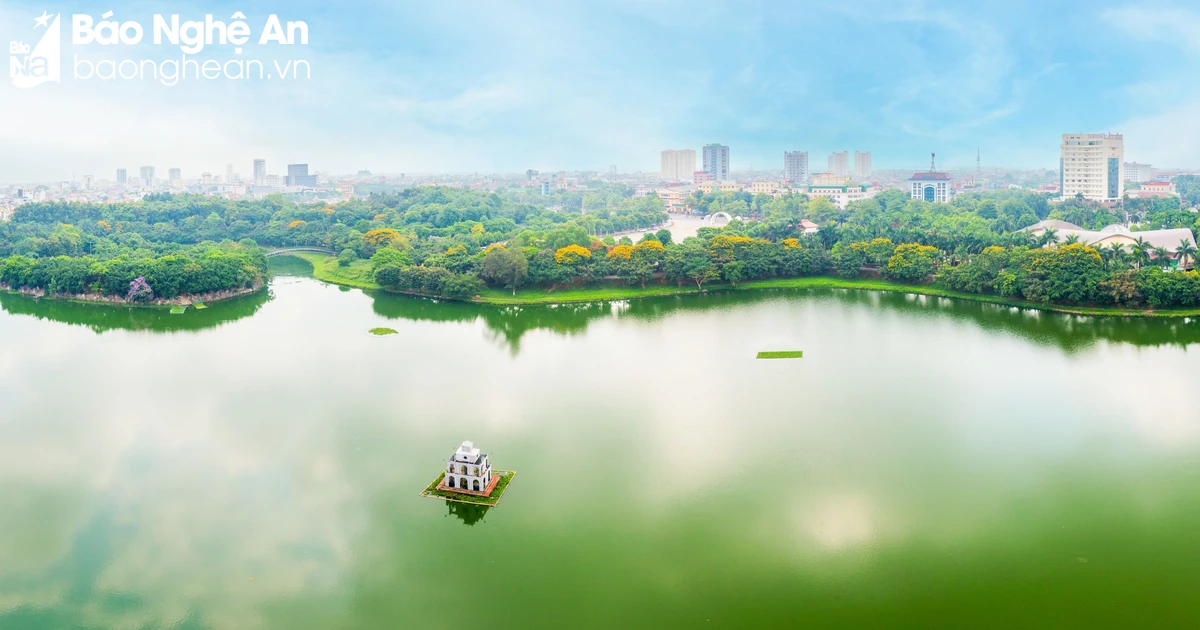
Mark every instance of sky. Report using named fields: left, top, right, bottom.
left=1, top=0, right=1198, bottom=182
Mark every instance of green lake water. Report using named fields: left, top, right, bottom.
left=1, top=258, right=1199, bottom=628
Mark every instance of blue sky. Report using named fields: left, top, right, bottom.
left=2, top=0, right=1199, bottom=181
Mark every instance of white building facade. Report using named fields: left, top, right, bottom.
left=660, top=149, right=696, bottom=181
left=784, top=151, right=809, bottom=183
left=1124, top=161, right=1154, bottom=183
left=805, top=183, right=876, bottom=209
left=827, top=151, right=849, bottom=177
left=853, top=151, right=872, bottom=179
left=445, top=441, right=493, bottom=493
left=909, top=171, right=954, bottom=203
left=1061, top=133, right=1124, bottom=201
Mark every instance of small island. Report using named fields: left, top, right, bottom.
left=757, top=350, right=804, bottom=359
left=420, top=440, right=515, bottom=507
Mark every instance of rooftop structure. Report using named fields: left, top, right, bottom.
left=1019, top=221, right=1197, bottom=268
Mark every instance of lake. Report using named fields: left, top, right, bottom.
left=1, top=258, right=1198, bottom=628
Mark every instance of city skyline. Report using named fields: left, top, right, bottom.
left=1, top=0, right=1197, bottom=181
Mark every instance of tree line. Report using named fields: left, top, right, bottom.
left=5, top=182, right=1200, bottom=310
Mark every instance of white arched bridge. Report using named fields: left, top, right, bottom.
left=265, top=247, right=338, bottom=257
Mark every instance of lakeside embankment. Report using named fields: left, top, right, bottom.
left=286, top=252, right=1200, bottom=318
left=0, top=282, right=265, bottom=309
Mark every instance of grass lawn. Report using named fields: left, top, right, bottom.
left=291, top=253, right=380, bottom=290
left=420, top=470, right=516, bottom=507
left=757, top=351, right=804, bottom=359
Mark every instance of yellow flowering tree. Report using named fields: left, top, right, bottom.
left=884, top=243, right=941, bottom=283
left=555, top=244, right=592, bottom=265
left=363, top=228, right=401, bottom=248
left=607, top=244, right=634, bottom=260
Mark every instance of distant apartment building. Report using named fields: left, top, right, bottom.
left=286, top=163, right=317, bottom=187
left=1060, top=133, right=1124, bottom=201
left=694, top=170, right=715, bottom=185
left=853, top=151, right=872, bottom=179
left=253, top=159, right=267, bottom=185
left=783, top=151, right=809, bottom=183
left=827, top=151, right=849, bottom=177
left=139, top=166, right=155, bottom=187
left=1124, top=161, right=1154, bottom=183
left=660, top=149, right=696, bottom=181
left=168, top=168, right=182, bottom=187
left=202, top=172, right=214, bottom=185
left=702, top=144, right=730, bottom=181
left=225, top=163, right=234, bottom=184
left=116, top=168, right=127, bottom=185
left=538, top=181, right=552, bottom=195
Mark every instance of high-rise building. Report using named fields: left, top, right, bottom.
left=827, top=151, right=849, bottom=177
left=853, top=151, right=872, bottom=179
left=286, top=163, right=317, bottom=186
left=783, top=151, right=809, bottom=183
left=225, top=163, right=234, bottom=184
left=202, top=172, right=213, bottom=185
left=83, top=175, right=93, bottom=190
left=253, top=159, right=267, bottom=185
left=139, top=166, right=155, bottom=187
left=1060, top=133, right=1124, bottom=201
left=660, top=149, right=696, bottom=181
left=116, top=168, right=127, bottom=185
left=168, top=168, right=182, bottom=186
left=702, top=144, right=730, bottom=181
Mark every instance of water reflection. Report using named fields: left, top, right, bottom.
left=0, top=289, right=270, bottom=334
left=446, top=502, right=488, bottom=526
left=366, top=286, right=1200, bottom=354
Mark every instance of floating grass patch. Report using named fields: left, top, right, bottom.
left=420, top=470, right=516, bottom=507
left=192, top=301, right=207, bottom=310
left=169, top=305, right=187, bottom=315
left=757, top=350, right=803, bottom=359
left=368, top=327, right=398, bottom=336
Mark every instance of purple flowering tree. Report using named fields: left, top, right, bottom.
left=127, top=276, right=154, bottom=303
